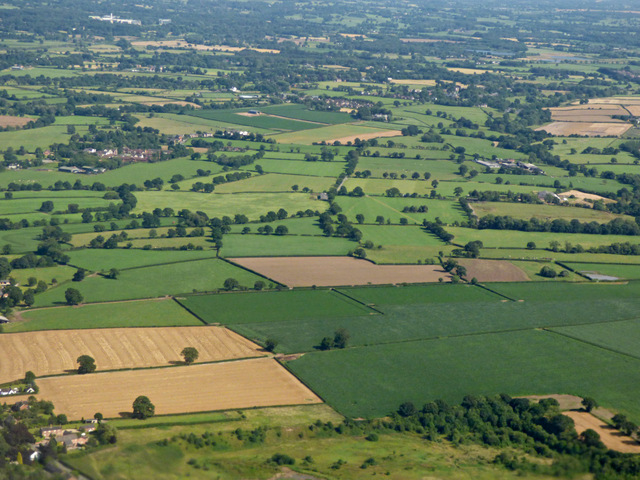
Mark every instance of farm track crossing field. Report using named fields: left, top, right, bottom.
left=177, top=289, right=375, bottom=325
left=7, top=298, right=202, bottom=332
left=287, top=329, right=640, bottom=419
left=37, top=358, right=321, bottom=420
left=0, top=326, right=263, bottom=384
left=230, top=256, right=451, bottom=287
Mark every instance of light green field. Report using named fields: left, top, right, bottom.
left=66, top=248, right=219, bottom=271
left=221, top=233, right=354, bottom=257
left=8, top=298, right=201, bottom=332
left=356, top=157, right=471, bottom=179
left=0, top=227, right=45, bottom=253
left=479, top=248, right=640, bottom=264
left=212, top=174, right=334, bottom=194
left=366, top=244, right=455, bottom=264
left=228, top=217, right=321, bottom=236
left=342, top=177, right=430, bottom=196
left=336, top=196, right=465, bottom=224
left=0, top=125, right=76, bottom=151
left=9, top=265, right=76, bottom=288
left=269, top=124, right=395, bottom=144
left=471, top=201, right=628, bottom=222
left=241, top=158, right=346, bottom=177
left=449, top=226, right=640, bottom=249
left=133, top=191, right=325, bottom=220
left=357, top=225, right=444, bottom=247
left=563, top=262, right=640, bottom=280
left=33, top=259, right=264, bottom=306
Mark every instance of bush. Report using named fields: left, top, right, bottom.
left=269, top=453, right=295, bottom=465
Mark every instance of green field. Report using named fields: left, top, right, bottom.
left=220, top=233, right=354, bottom=257
left=66, top=248, right=219, bottom=271
left=336, top=196, right=466, bottom=225
left=471, top=202, right=628, bottom=222
left=241, top=158, right=347, bottom=177
left=448, top=226, right=640, bottom=249
left=357, top=225, right=444, bottom=247
left=7, top=298, right=202, bottom=332
left=551, top=318, right=640, bottom=359
left=270, top=124, right=395, bottom=145
left=212, top=173, right=334, bottom=193
left=32, top=258, right=264, bottom=306
left=0, top=125, right=76, bottom=150
left=288, top=329, right=640, bottom=419
left=178, top=289, right=374, bottom=325
left=133, top=191, right=324, bottom=220
left=562, top=262, right=640, bottom=279
left=258, top=104, right=353, bottom=124
left=189, top=110, right=321, bottom=131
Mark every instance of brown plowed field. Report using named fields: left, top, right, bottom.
left=564, top=411, right=640, bottom=454
left=0, top=326, right=263, bottom=383
left=536, top=122, right=631, bottom=137
left=0, top=115, right=35, bottom=127
left=456, top=259, right=530, bottom=282
left=36, top=358, right=321, bottom=419
left=230, top=256, right=450, bottom=287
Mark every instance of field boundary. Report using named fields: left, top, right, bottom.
left=171, top=297, right=208, bottom=325
left=218, top=257, right=284, bottom=287
left=331, top=288, right=385, bottom=314
left=543, top=328, right=640, bottom=362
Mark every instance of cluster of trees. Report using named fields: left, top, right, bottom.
left=318, top=212, right=362, bottom=242
left=478, top=215, right=640, bottom=236
left=318, top=329, right=350, bottom=351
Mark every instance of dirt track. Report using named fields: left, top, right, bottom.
left=0, top=326, right=263, bottom=383
left=564, top=411, right=640, bottom=454
left=230, top=256, right=450, bottom=287
left=37, top=358, right=321, bottom=419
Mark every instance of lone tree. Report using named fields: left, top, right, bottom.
left=265, top=338, right=278, bottom=352
left=581, top=397, right=598, bottom=413
left=223, top=278, right=239, bottom=290
left=132, top=396, right=155, bottom=419
left=333, top=328, right=350, bottom=349
left=77, top=355, right=96, bottom=374
left=65, top=288, right=83, bottom=305
left=181, top=347, right=199, bottom=365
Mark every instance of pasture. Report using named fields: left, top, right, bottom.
left=37, top=358, right=321, bottom=420
left=33, top=258, right=264, bottom=306
left=7, top=298, right=202, bottom=332
left=336, top=196, right=466, bottom=224
left=0, top=326, right=262, bottom=384
left=470, top=202, right=627, bottom=223
left=178, top=289, right=373, bottom=325
left=562, top=262, right=640, bottom=280
left=287, top=329, right=640, bottom=419
left=66, top=248, right=218, bottom=272
left=220, top=233, right=354, bottom=257
left=211, top=173, right=334, bottom=193
left=241, top=158, right=346, bottom=177
left=133, top=191, right=323, bottom=220
left=448, top=226, right=640, bottom=250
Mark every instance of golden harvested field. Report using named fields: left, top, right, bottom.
left=550, top=105, right=627, bottom=122
left=446, top=67, right=488, bottom=74
left=0, top=326, right=263, bottom=383
left=131, top=40, right=279, bottom=54
left=564, top=411, right=640, bottom=454
left=325, top=129, right=402, bottom=144
left=456, top=259, right=530, bottom=282
left=230, top=256, right=451, bottom=287
left=536, top=122, right=632, bottom=137
left=559, top=190, right=615, bottom=205
left=587, top=97, right=640, bottom=106
left=36, top=358, right=321, bottom=419
left=389, top=79, right=436, bottom=86
left=0, top=115, right=35, bottom=127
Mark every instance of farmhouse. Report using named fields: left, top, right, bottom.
left=58, top=166, right=84, bottom=174
left=40, top=426, right=65, bottom=438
